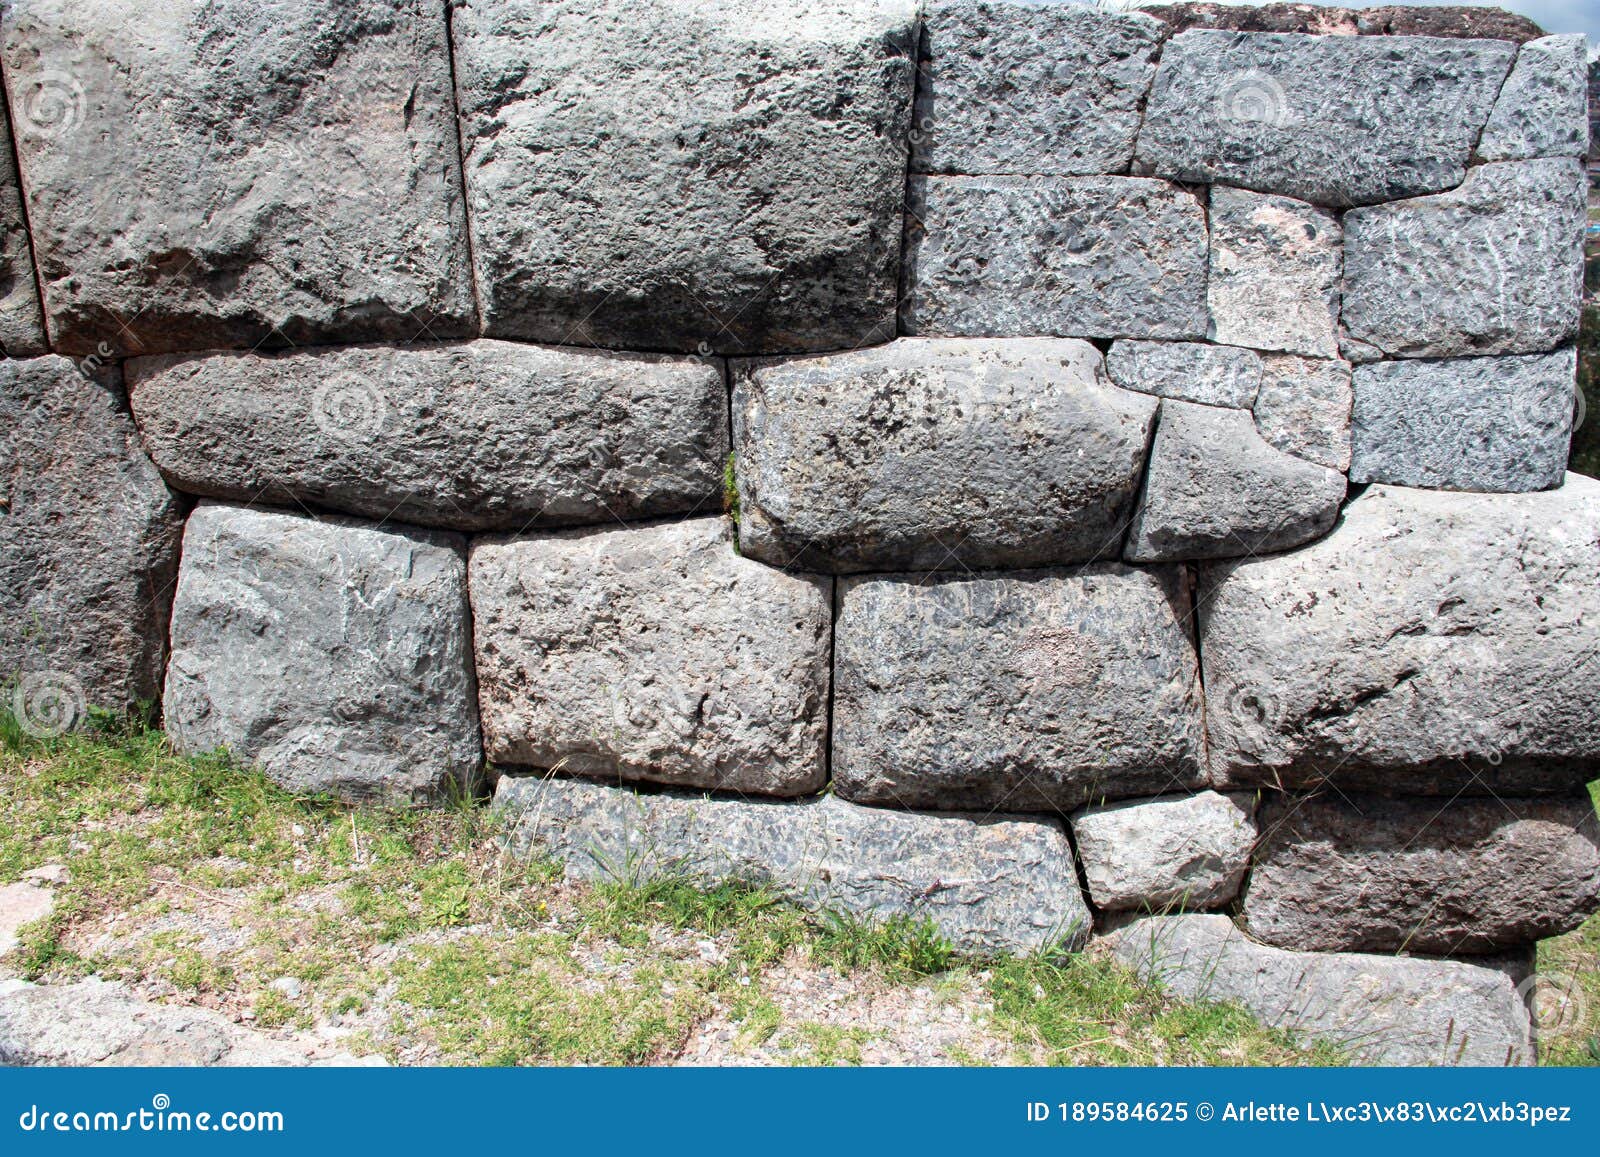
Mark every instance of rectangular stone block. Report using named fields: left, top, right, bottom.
left=1206, top=186, right=1340, bottom=358
left=0, top=97, right=44, bottom=357
left=1252, top=354, right=1353, bottom=471
left=1105, top=340, right=1262, bottom=409
left=1475, top=34, right=1590, bottom=162
left=1071, top=791, right=1256, bottom=913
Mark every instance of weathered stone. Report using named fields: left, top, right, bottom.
left=911, top=1, right=1166, bottom=175
left=1071, top=791, right=1255, bottom=912
left=1142, top=4, right=1546, bottom=42
left=496, top=775, right=1092, bottom=955
left=1245, top=792, right=1600, bottom=955
left=1101, top=914, right=1533, bottom=1065
left=0, top=356, right=183, bottom=717
left=470, top=518, right=831, bottom=797
left=733, top=338, right=1156, bottom=572
left=1476, top=35, right=1590, bottom=162
left=1349, top=350, right=1575, bottom=493
left=834, top=566, right=1206, bottom=814
left=128, top=341, right=727, bottom=532
left=902, top=175, right=1208, bottom=339
left=0, top=882, right=53, bottom=959
left=1340, top=158, right=1585, bottom=360
left=451, top=0, right=916, bottom=354
left=1252, top=354, right=1352, bottom=470
left=1133, top=30, right=1516, bottom=206
left=1207, top=187, right=1340, bottom=357
left=0, top=97, right=44, bottom=357
left=1105, top=340, right=1262, bottom=409
left=0, top=0, right=473, bottom=357
left=164, top=504, right=481, bottom=805
left=1200, top=475, right=1600, bottom=797
left=1126, top=400, right=1345, bottom=562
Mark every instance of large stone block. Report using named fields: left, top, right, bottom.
left=496, top=776, right=1092, bottom=955
left=1244, top=792, right=1600, bottom=955
left=1141, top=4, right=1546, bottom=42
left=1199, top=476, right=1600, bottom=796
left=0, top=356, right=183, bottom=721
left=1251, top=354, right=1352, bottom=470
left=0, top=0, right=474, bottom=357
left=470, top=518, right=832, bottom=797
left=1071, top=791, right=1255, bottom=912
left=0, top=98, right=44, bottom=357
left=1340, top=159, right=1585, bottom=360
left=902, top=175, right=1208, bottom=339
left=128, top=341, right=727, bottom=532
left=1104, top=340, right=1262, bottom=410
left=1133, top=30, right=1516, bottom=206
left=164, top=504, right=481, bottom=805
left=1206, top=187, right=1340, bottom=358
left=450, top=0, right=917, bottom=354
left=834, top=566, right=1206, bottom=815
left=1476, top=35, right=1590, bottom=162
left=732, top=338, right=1156, bottom=572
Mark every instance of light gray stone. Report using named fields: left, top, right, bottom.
left=0, top=96, right=44, bottom=357
left=834, top=565, right=1206, bottom=814
left=1071, top=791, right=1256, bottom=913
left=1207, top=186, right=1340, bottom=358
left=1133, top=30, right=1516, bottom=206
left=912, top=1, right=1166, bottom=175
left=470, top=518, right=832, bottom=797
left=902, top=175, right=1208, bottom=339
left=1101, top=914, right=1533, bottom=1066
left=1126, top=399, right=1345, bottom=562
left=0, top=0, right=474, bottom=357
left=0, top=882, right=53, bottom=959
left=451, top=0, right=917, bottom=354
left=1252, top=354, right=1353, bottom=470
left=1476, top=35, right=1590, bottom=162
left=1245, top=792, right=1600, bottom=955
left=127, top=341, right=728, bottom=532
left=1199, top=475, right=1600, bottom=797
left=733, top=338, right=1156, bottom=572
left=164, top=504, right=481, bottom=805
left=1349, top=350, right=1576, bottom=493
left=1105, top=340, right=1262, bottom=409
left=1340, top=158, right=1585, bottom=360
left=496, top=775, right=1092, bottom=955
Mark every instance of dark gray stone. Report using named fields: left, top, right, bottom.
left=1252, top=354, right=1352, bottom=470
left=1207, top=186, right=1340, bottom=358
left=1141, top=4, right=1546, bottom=42
left=0, top=97, right=44, bottom=357
left=1476, top=35, right=1590, bottom=162
left=1105, top=340, right=1262, bottom=409
left=1071, top=791, right=1256, bottom=912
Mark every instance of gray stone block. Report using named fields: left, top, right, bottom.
left=1252, top=354, right=1353, bottom=471
left=1104, top=340, right=1262, bottom=410
left=1207, top=186, right=1340, bottom=358
left=1071, top=791, right=1256, bottom=913
left=1476, top=35, right=1590, bottom=162
left=0, top=97, right=44, bottom=357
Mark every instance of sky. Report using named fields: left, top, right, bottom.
left=1204, top=0, right=1598, bottom=48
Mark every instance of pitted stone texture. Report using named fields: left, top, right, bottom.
left=1251, top=354, right=1352, bottom=470
left=1207, top=187, right=1340, bottom=358
left=733, top=338, right=1156, bottom=573
left=1476, top=35, right=1590, bottom=162
left=1142, top=4, right=1546, bottom=41
left=1340, top=159, right=1585, bottom=360
left=128, top=341, right=727, bottom=532
left=1071, top=791, right=1256, bottom=912
left=470, top=518, right=831, bottom=797
left=1105, top=340, right=1262, bottom=409
left=496, top=776, right=1092, bottom=955
left=0, top=99, right=44, bottom=357
left=902, top=175, right=1208, bottom=340
left=1126, top=400, right=1345, bottom=563
left=911, top=1, right=1166, bottom=176
left=0, top=356, right=183, bottom=715
left=1244, top=792, right=1600, bottom=955
left=1101, top=914, right=1533, bottom=1066
left=1200, top=476, right=1600, bottom=797
left=834, top=566, right=1206, bottom=815
left=1133, top=30, right=1516, bottom=206
left=164, top=504, right=480, bottom=805
left=0, top=0, right=473, bottom=357
left=451, top=0, right=916, bottom=354
left=1349, top=350, right=1575, bottom=493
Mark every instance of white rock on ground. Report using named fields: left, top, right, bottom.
left=0, top=883, right=54, bottom=960
left=1071, top=791, right=1256, bottom=913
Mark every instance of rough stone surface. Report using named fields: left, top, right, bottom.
left=0, top=883, right=53, bottom=959
left=1199, top=475, right=1600, bottom=797
left=0, top=97, right=44, bottom=357
left=470, top=518, right=832, bottom=797
left=0, top=0, right=474, bottom=357
left=1349, top=350, right=1576, bottom=493
left=1133, top=30, right=1516, bottom=206
left=0, top=356, right=183, bottom=716
left=1101, top=914, right=1533, bottom=1066
left=834, top=566, right=1206, bottom=815
left=1105, top=340, right=1262, bottom=409
left=1126, top=399, right=1346, bottom=562
left=1142, top=4, right=1546, bottom=42
left=1071, top=791, right=1256, bottom=912
left=911, top=1, right=1167, bottom=175
left=1252, top=354, right=1353, bottom=470
left=1340, top=158, right=1585, bottom=360
left=451, top=0, right=917, bottom=354
left=733, top=338, right=1157, bottom=572
left=1245, top=792, right=1600, bottom=954
left=1476, top=35, right=1590, bottom=162
left=496, top=775, right=1092, bottom=955
left=1207, top=186, right=1340, bottom=358
left=164, top=504, right=481, bottom=805
left=902, top=175, right=1208, bottom=339
left=127, top=341, right=728, bottom=532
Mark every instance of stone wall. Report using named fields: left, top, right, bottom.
left=1, top=1, right=1595, bottom=1066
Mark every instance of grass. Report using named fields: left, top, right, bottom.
left=1532, top=780, right=1600, bottom=1065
